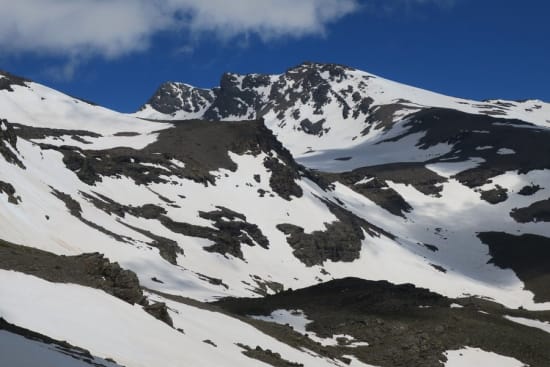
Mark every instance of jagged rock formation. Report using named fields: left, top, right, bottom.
left=1, top=64, right=550, bottom=367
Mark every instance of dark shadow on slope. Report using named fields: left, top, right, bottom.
left=379, top=108, right=550, bottom=189
left=479, top=232, right=550, bottom=302
left=327, top=162, right=447, bottom=217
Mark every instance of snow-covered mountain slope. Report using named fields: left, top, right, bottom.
left=2, top=270, right=380, bottom=367
left=135, top=63, right=550, bottom=306
left=1, top=66, right=550, bottom=366
left=136, top=62, right=550, bottom=168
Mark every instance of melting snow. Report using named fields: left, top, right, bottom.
left=250, top=309, right=369, bottom=347
left=443, top=347, right=527, bottom=367
left=497, top=148, right=516, bottom=155
left=504, top=316, right=550, bottom=334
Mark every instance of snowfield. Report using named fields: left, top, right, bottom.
left=0, top=270, right=372, bottom=367
left=1, top=64, right=550, bottom=366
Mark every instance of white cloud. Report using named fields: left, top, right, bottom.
left=0, top=0, right=359, bottom=58
left=42, top=56, right=83, bottom=82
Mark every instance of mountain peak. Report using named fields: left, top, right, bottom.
left=142, top=80, right=215, bottom=116
left=2, top=64, right=550, bottom=367
left=288, top=61, right=356, bottom=72
left=136, top=63, right=550, bottom=158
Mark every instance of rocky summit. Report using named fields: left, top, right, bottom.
left=1, top=63, right=550, bottom=367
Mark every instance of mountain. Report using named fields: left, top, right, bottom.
left=137, top=62, right=550, bottom=171
left=1, top=64, right=550, bottom=366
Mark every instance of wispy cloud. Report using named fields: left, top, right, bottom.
left=0, top=0, right=359, bottom=60
left=42, top=57, right=83, bottom=82
left=0, top=0, right=456, bottom=80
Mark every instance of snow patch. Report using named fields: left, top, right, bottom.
left=250, top=309, right=369, bottom=347
left=427, top=157, right=485, bottom=178
left=505, top=316, right=550, bottom=334
left=497, top=148, right=516, bottom=155
left=443, top=347, right=527, bottom=367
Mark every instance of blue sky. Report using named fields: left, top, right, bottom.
left=1, top=0, right=548, bottom=112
